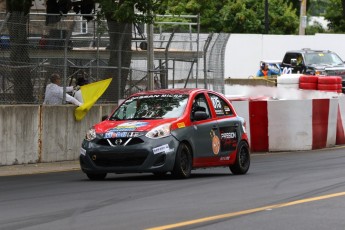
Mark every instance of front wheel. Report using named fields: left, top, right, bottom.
left=172, top=143, right=192, bottom=179
left=86, top=173, right=107, bottom=180
left=230, top=141, right=250, bottom=175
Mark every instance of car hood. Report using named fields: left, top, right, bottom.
left=94, top=119, right=177, bottom=134
left=309, top=63, right=345, bottom=70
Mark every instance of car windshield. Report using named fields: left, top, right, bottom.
left=110, top=94, right=189, bottom=120
left=304, top=52, right=344, bottom=65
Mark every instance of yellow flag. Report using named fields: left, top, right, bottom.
left=74, top=78, right=112, bottom=121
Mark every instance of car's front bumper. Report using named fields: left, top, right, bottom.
left=79, top=135, right=179, bottom=174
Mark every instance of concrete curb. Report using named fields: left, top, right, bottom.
left=0, top=160, right=80, bottom=177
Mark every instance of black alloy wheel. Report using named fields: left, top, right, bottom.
left=230, top=141, right=250, bottom=175
left=172, top=143, right=192, bottom=179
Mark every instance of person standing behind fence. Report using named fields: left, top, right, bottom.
left=256, top=63, right=272, bottom=78
left=43, top=73, right=82, bottom=106
left=154, top=76, right=161, bottom=89
left=73, top=77, right=89, bottom=104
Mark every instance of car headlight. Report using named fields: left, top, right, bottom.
left=146, top=123, right=171, bottom=139
left=86, top=128, right=96, bottom=141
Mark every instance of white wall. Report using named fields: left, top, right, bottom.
left=225, top=34, right=345, bottom=78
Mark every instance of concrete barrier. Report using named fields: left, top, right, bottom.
left=1, top=90, right=345, bottom=166
left=0, top=105, right=40, bottom=165
left=230, top=96, right=342, bottom=152
left=0, top=104, right=115, bottom=166
left=336, top=96, right=345, bottom=145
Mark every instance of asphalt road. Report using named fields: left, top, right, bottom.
left=1, top=147, right=345, bottom=230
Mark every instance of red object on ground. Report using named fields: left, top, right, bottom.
left=318, top=76, right=341, bottom=84
left=317, top=83, right=339, bottom=91
left=299, top=75, right=318, bottom=90
left=317, top=76, right=342, bottom=92
left=300, top=75, right=318, bottom=83
left=299, top=82, right=317, bottom=90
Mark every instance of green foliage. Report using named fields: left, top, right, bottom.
left=158, top=0, right=299, bottom=34
left=97, top=0, right=167, bottom=23
left=306, top=21, right=326, bottom=34
left=219, top=0, right=299, bottom=34
left=267, top=0, right=299, bottom=34
left=220, top=0, right=261, bottom=33
left=324, top=0, right=345, bottom=32
left=308, top=0, right=328, bottom=16
left=158, top=0, right=226, bottom=32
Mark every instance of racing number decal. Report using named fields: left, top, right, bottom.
left=210, top=96, right=224, bottom=116
left=210, top=130, right=220, bottom=155
left=219, top=127, right=238, bottom=151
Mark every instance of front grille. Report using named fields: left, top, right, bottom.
left=96, top=137, right=144, bottom=146
left=91, top=151, right=149, bottom=167
left=326, top=70, right=345, bottom=78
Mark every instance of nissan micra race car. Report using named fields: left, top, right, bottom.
left=80, top=88, right=250, bottom=180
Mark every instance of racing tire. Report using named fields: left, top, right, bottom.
left=318, top=76, right=342, bottom=84
left=317, top=84, right=339, bottom=91
left=172, top=143, right=192, bottom=179
left=299, top=75, right=318, bottom=83
left=86, top=173, right=107, bottom=180
left=299, top=82, right=317, bottom=90
left=230, top=141, right=250, bottom=175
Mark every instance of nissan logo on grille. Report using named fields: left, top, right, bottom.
left=114, top=139, right=123, bottom=145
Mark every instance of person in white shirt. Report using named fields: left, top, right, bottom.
left=73, top=77, right=89, bottom=104
left=43, top=73, right=82, bottom=106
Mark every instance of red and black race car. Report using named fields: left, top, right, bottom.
left=79, top=88, right=250, bottom=180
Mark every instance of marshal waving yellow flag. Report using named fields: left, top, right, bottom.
left=74, top=78, right=112, bottom=121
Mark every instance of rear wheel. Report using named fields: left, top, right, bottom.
left=172, top=143, right=192, bottom=179
left=86, top=173, right=107, bottom=180
left=230, top=141, right=250, bottom=175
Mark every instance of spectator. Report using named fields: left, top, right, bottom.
left=43, top=73, right=82, bottom=106
left=256, top=62, right=272, bottom=77
left=154, top=76, right=161, bottom=89
left=73, top=77, right=89, bottom=103
left=295, top=55, right=305, bottom=74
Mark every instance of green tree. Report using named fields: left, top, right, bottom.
left=6, top=0, right=166, bottom=102
left=324, top=0, right=345, bottom=32
left=95, top=0, right=167, bottom=101
left=286, top=0, right=310, bottom=16
left=308, top=0, right=327, bottom=16
left=220, top=0, right=298, bottom=34
left=161, top=0, right=299, bottom=34
left=160, top=0, right=226, bottom=32
left=220, top=0, right=261, bottom=33
left=266, top=0, right=299, bottom=34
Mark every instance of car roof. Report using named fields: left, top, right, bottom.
left=130, top=88, right=209, bottom=97
left=286, top=48, right=335, bottom=54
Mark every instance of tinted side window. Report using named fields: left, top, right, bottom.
left=283, top=53, right=299, bottom=65
left=209, top=94, right=233, bottom=117
left=191, top=93, right=211, bottom=119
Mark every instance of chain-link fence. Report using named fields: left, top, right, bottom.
left=0, top=12, right=228, bottom=104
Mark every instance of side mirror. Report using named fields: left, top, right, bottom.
left=290, top=58, right=297, bottom=67
left=101, top=115, right=108, bottom=121
left=193, top=111, right=209, bottom=121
